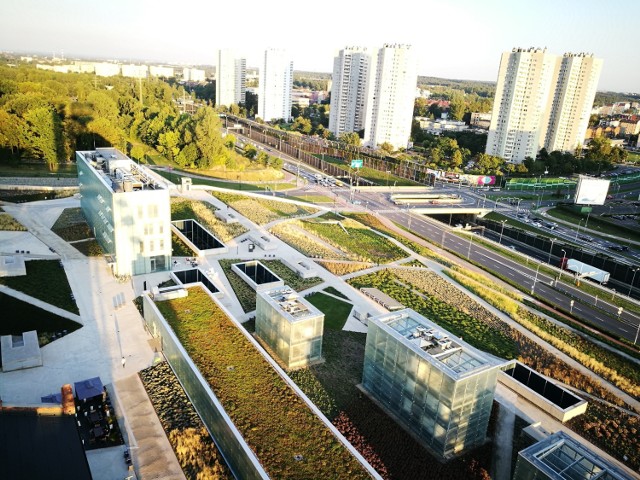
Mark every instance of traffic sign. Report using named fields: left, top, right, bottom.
left=351, top=159, right=363, bottom=169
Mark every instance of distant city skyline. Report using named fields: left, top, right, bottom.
left=1, top=0, right=638, bottom=92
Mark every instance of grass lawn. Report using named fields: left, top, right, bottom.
left=154, top=288, right=370, bottom=479
left=323, top=286, right=350, bottom=300
left=0, top=162, right=77, bottom=178
left=287, top=194, right=334, bottom=204
left=154, top=169, right=295, bottom=191
left=0, top=260, right=78, bottom=314
left=314, top=155, right=420, bottom=186
left=304, top=292, right=352, bottom=330
left=0, top=292, right=82, bottom=344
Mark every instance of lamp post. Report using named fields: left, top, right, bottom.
left=407, top=206, right=413, bottom=230
left=441, top=228, right=447, bottom=249
left=629, top=267, right=639, bottom=298
left=531, top=264, right=541, bottom=295
left=634, top=320, right=640, bottom=345
left=574, top=219, right=584, bottom=241
left=559, top=249, right=566, bottom=282
left=482, top=194, right=487, bottom=209
left=386, top=170, right=391, bottom=188
left=585, top=209, right=592, bottom=229
left=499, top=220, right=507, bottom=244
left=547, top=238, right=556, bottom=264
left=467, top=231, right=474, bottom=260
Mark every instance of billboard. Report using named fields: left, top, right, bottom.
left=460, top=174, right=497, bottom=186
left=574, top=176, right=610, bottom=205
left=350, top=159, right=363, bottom=168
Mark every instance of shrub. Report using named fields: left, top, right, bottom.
left=0, top=213, right=27, bottom=231
left=212, top=192, right=318, bottom=225
left=171, top=198, right=247, bottom=242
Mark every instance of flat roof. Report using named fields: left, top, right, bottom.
left=0, top=410, right=92, bottom=480
left=372, top=308, right=499, bottom=378
left=77, top=148, right=167, bottom=194
left=260, top=285, right=323, bottom=322
left=360, top=287, right=404, bottom=310
left=519, top=431, right=633, bottom=480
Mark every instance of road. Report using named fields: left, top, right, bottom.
left=381, top=210, right=640, bottom=344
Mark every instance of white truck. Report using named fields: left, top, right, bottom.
left=565, top=259, right=610, bottom=284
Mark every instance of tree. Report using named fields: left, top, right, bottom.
left=291, top=116, right=312, bottom=134
left=0, top=110, right=26, bottom=154
left=24, top=106, right=65, bottom=167
left=339, top=132, right=361, bottom=147
left=244, top=144, right=257, bottom=159
left=193, top=106, right=229, bottom=168
left=224, top=133, right=236, bottom=149
left=378, top=142, right=394, bottom=155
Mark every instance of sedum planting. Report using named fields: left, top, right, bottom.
left=155, top=287, right=371, bottom=479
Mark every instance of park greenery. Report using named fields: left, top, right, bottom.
left=0, top=64, right=283, bottom=176
left=155, top=287, right=371, bottom=479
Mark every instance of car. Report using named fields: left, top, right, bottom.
left=608, top=245, right=629, bottom=252
left=578, top=235, right=593, bottom=241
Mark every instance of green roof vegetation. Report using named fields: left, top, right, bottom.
left=211, top=192, right=319, bottom=225
left=0, top=259, right=79, bottom=314
left=154, top=287, right=371, bottom=479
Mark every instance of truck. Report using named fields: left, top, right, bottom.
left=563, top=258, right=610, bottom=284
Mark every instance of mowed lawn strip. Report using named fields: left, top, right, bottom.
left=155, top=287, right=371, bottom=480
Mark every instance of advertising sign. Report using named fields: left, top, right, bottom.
left=350, top=159, right=363, bottom=169
left=574, top=176, right=610, bottom=205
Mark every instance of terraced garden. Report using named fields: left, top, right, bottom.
left=211, top=192, right=318, bottom=225
left=154, top=287, right=371, bottom=479
left=315, top=260, right=374, bottom=276
left=270, top=221, right=345, bottom=259
left=261, top=260, right=323, bottom=292
left=171, top=198, right=247, bottom=242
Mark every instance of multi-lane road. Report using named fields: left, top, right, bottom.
left=382, top=210, right=640, bottom=344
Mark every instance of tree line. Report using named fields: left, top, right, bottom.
left=0, top=65, right=252, bottom=171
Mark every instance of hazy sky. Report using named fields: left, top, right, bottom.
left=1, top=0, right=637, bottom=92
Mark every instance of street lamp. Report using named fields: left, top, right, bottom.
left=407, top=206, right=413, bottom=230
left=467, top=231, right=474, bottom=260
left=574, top=219, right=584, bottom=241
left=531, top=264, right=542, bottom=295
left=547, top=238, right=556, bottom=264
left=559, top=249, right=566, bottom=282
left=386, top=170, right=391, bottom=188
left=499, top=220, right=507, bottom=244
left=629, top=267, right=639, bottom=298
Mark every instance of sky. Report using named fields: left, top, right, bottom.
left=1, top=0, right=637, bottom=92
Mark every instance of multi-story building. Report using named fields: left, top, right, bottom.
left=215, top=49, right=246, bottom=107
left=363, top=44, right=417, bottom=150
left=513, top=431, right=634, bottom=480
left=470, top=112, right=492, bottom=129
left=329, top=44, right=417, bottom=150
left=486, top=48, right=559, bottom=163
left=183, top=68, right=206, bottom=83
left=329, top=47, right=373, bottom=138
left=94, top=62, right=121, bottom=77
left=76, top=148, right=171, bottom=277
left=149, top=65, right=175, bottom=78
left=255, top=285, right=324, bottom=369
left=619, top=118, right=640, bottom=136
left=487, top=48, right=603, bottom=162
left=258, top=49, right=293, bottom=122
left=544, top=53, right=603, bottom=153
left=362, top=309, right=501, bottom=460
left=121, top=64, right=149, bottom=79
